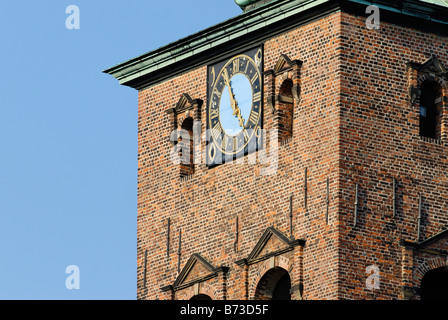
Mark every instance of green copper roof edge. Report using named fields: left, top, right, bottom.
left=235, top=0, right=260, bottom=9
left=104, top=0, right=448, bottom=88
left=103, top=0, right=289, bottom=80
left=351, top=0, right=448, bottom=13
left=103, top=0, right=320, bottom=82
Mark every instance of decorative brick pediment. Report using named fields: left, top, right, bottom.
left=407, top=56, right=448, bottom=105
left=401, top=227, right=448, bottom=253
left=173, top=253, right=226, bottom=291
left=165, top=93, right=203, bottom=133
left=161, top=253, right=229, bottom=298
left=236, top=227, right=305, bottom=266
left=407, top=56, right=448, bottom=77
left=166, top=93, right=203, bottom=116
left=264, top=54, right=303, bottom=114
left=272, top=54, right=300, bottom=74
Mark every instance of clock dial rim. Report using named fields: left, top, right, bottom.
left=208, top=53, right=262, bottom=156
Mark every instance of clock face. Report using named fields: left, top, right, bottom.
left=207, top=47, right=263, bottom=167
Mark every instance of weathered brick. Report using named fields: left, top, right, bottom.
left=130, top=6, right=448, bottom=301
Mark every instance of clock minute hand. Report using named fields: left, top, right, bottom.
left=233, top=100, right=245, bottom=128
left=223, top=71, right=245, bottom=127
left=223, top=70, right=237, bottom=108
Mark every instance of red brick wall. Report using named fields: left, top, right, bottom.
left=136, top=9, right=448, bottom=300
left=137, top=12, right=342, bottom=300
left=339, top=12, right=448, bottom=300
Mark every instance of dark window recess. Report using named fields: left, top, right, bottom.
left=421, top=267, right=448, bottom=300
left=180, top=117, right=195, bottom=177
left=190, top=294, right=212, bottom=300
left=272, top=272, right=291, bottom=300
left=277, top=78, right=294, bottom=142
left=419, top=81, right=442, bottom=139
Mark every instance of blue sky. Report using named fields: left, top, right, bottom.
left=0, top=1, right=241, bottom=300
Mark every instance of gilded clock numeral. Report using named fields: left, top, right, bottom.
left=223, top=134, right=231, bottom=151
left=244, top=61, right=250, bottom=74
left=253, top=91, right=261, bottom=102
left=251, top=72, right=259, bottom=85
left=210, top=107, right=219, bottom=120
left=210, top=67, right=216, bottom=87
left=212, top=122, right=223, bottom=139
left=233, top=59, right=240, bottom=74
left=212, top=87, right=222, bottom=99
left=243, top=129, right=250, bottom=142
left=249, top=110, right=259, bottom=124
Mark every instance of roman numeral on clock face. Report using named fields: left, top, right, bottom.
left=212, top=87, right=222, bottom=99
left=251, top=72, right=259, bottom=85
left=243, top=129, right=250, bottom=141
left=212, top=122, right=223, bottom=139
left=249, top=110, right=259, bottom=125
left=210, top=107, right=219, bottom=120
left=233, top=59, right=240, bottom=74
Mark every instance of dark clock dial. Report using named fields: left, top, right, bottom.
left=207, top=47, right=263, bottom=167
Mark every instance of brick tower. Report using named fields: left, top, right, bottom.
left=105, top=0, right=448, bottom=300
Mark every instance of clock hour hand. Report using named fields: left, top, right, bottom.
left=223, top=70, right=245, bottom=127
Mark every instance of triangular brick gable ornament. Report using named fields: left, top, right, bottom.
left=165, top=93, right=203, bottom=116
left=264, top=54, right=303, bottom=114
left=165, top=93, right=203, bottom=147
left=406, top=55, right=448, bottom=105
left=406, top=56, right=448, bottom=79
left=273, top=54, right=297, bottom=74
left=172, top=253, right=217, bottom=289
left=236, top=227, right=305, bottom=266
left=400, top=227, right=448, bottom=252
left=419, top=56, right=448, bottom=76
left=161, top=253, right=229, bottom=295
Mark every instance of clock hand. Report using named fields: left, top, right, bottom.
left=233, top=100, right=245, bottom=128
left=223, top=70, right=245, bottom=127
left=223, top=70, right=237, bottom=109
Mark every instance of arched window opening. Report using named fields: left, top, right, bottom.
left=277, top=79, right=294, bottom=142
left=190, top=294, right=212, bottom=300
left=419, top=80, right=443, bottom=140
left=421, top=266, right=448, bottom=300
left=254, top=267, right=291, bottom=300
left=180, top=117, right=195, bottom=177
left=272, top=272, right=292, bottom=300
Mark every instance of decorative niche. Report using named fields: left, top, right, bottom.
left=165, top=94, right=203, bottom=178
left=264, top=54, right=303, bottom=142
left=407, top=56, right=448, bottom=143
